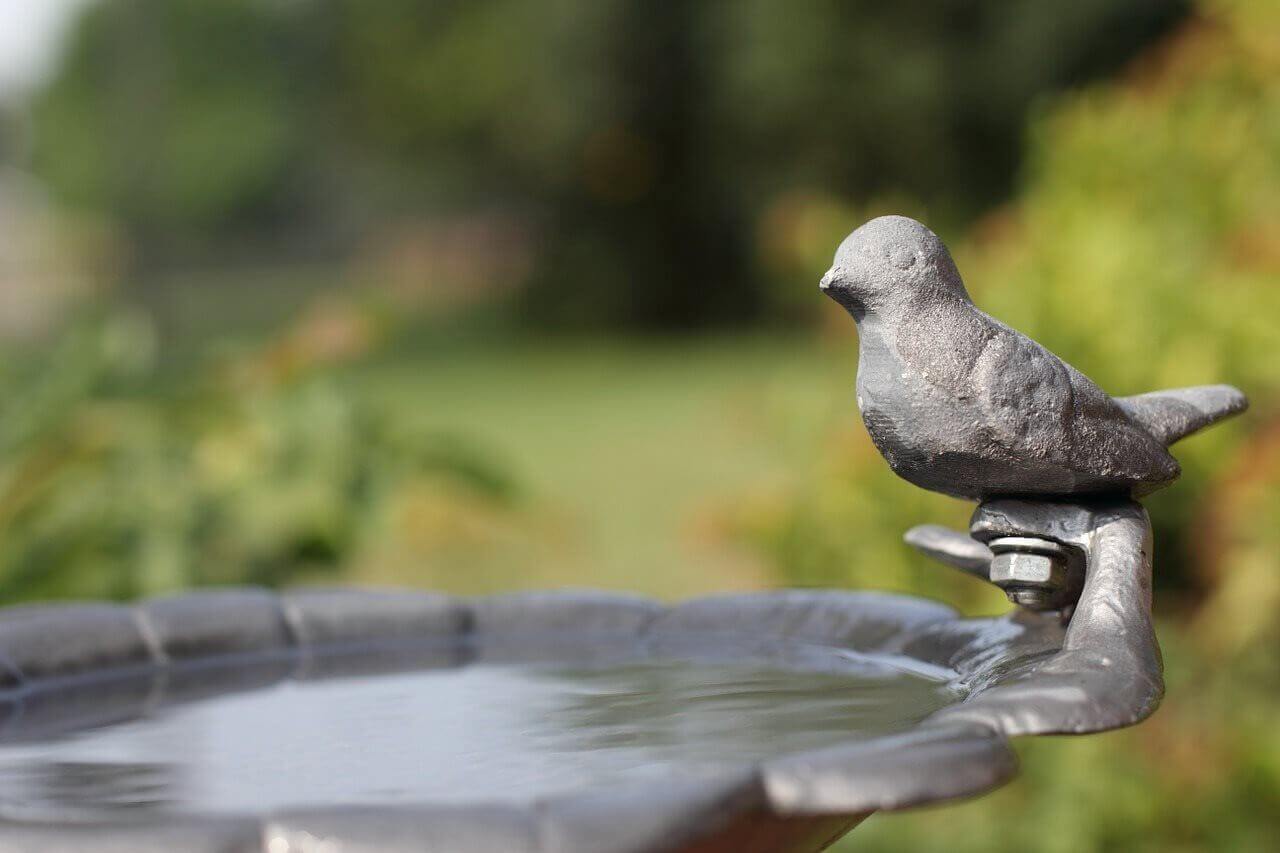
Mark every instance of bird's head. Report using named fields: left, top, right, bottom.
left=819, top=215, right=967, bottom=319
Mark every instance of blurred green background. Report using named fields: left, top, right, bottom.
left=0, top=0, right=1276, bottom=848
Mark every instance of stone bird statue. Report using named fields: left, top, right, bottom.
left=820, top=215, right=1247, bottom=501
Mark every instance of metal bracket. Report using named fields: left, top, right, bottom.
left=905, top=499, right=1165, bottom=731
left=906, top=498, right=1152, bottom=626
left=916, top=497, right=1164, bottom=735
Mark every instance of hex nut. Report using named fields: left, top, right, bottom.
left=986, top=537, right=1072, bottom=611
left=989, top=552, right=1063, bottom=587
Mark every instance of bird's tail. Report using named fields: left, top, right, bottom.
left=1117, top=384, right=1248, bottom=446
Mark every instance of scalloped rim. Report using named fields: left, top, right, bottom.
left=0, top=585, right=1157, bottom=851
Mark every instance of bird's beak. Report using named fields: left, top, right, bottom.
left=820, top=268, right=865, bottom=319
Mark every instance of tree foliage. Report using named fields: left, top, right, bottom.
left=748, top=0, right=1280, bottom=600
left=0, top=310, right=520, bottom=602
left=30, top=0, right=1187, bottom=327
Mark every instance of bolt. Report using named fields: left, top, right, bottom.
left=987, top=536, right=1071, bottom=611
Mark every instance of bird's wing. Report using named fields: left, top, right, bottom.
left=970, top=323, right=1075, bottom=454
left=970, top=321, right=1174, bottom=482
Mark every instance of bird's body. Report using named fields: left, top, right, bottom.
left=821, top=216, right=1247, bottom=501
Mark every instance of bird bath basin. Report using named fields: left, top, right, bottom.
left=0, top=215, right=1234, bottom=850
left=0, top=499, right=1162, bottom=852
left=0, top=653, right=955, bottom=820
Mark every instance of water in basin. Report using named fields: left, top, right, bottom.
left=0, top=652, right=957, bottom=820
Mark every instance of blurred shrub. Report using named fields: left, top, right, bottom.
left=846, top=618, right=1280, bottom=852
left=741, top=2, right=1279, bottom=847
left=0, top=308, right=520, bottom=602
left=31, top=1, right=306, bottom=246
left=28, top=0, right=1185, bottom=328
left=742, top=0, right=1280, bottom=599
left=962, top=0, right=1280, bottom=598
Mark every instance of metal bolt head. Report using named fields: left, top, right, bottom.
left=990, top=551, right=1063, bottom=586
left=987, top=537, right=1071, bottom=611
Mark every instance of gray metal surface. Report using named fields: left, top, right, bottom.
left=0, top=502, right=1159, bottom=853
left=820, top=215, right=1246, bottom=501
left=0, top=217, right=1242, bottom=850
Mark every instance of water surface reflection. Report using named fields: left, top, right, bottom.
left=0, top=654, right=957, bottom=820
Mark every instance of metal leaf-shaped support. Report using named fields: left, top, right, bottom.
left=907, top=497, right=1162, bottom=734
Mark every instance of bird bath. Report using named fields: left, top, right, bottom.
left=0, top=220, right=1242, bottom=851
left=0, top=499, right=1164, bottom=853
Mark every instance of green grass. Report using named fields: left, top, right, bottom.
left=343, top=333, right=859, bottom=598
left=337, top=333, right=1276, bottom=852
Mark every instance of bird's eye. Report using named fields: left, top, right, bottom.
left=890, top=247, right=917, bottom=270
